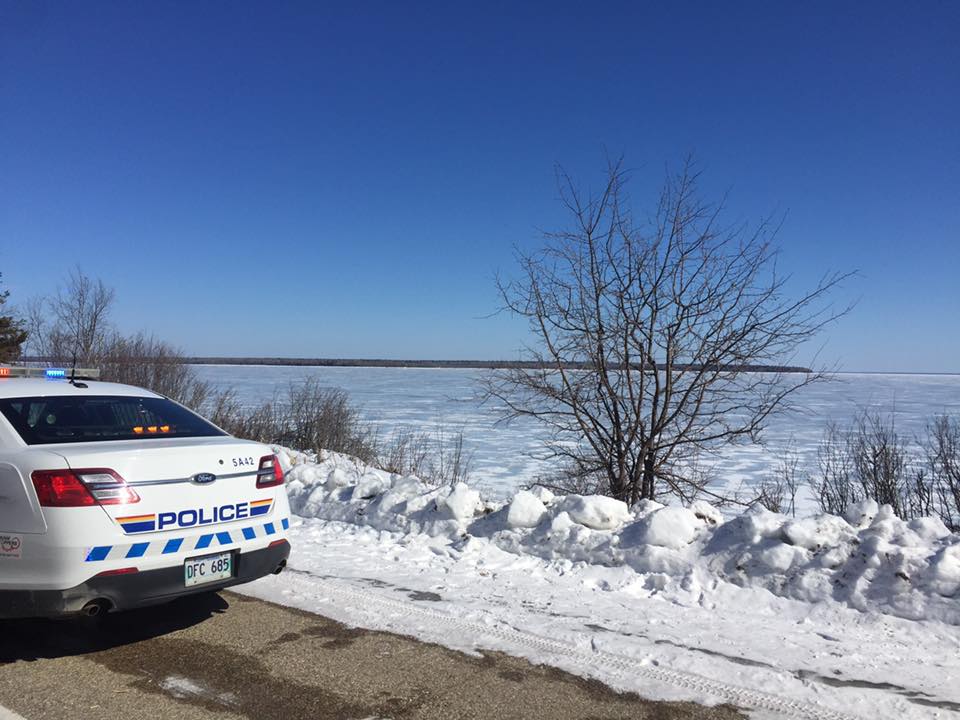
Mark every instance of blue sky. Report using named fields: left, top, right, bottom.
left=1, top=2, right=957, bottom=372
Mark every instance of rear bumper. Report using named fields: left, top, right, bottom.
left=0, top=540, right=290, bottom=619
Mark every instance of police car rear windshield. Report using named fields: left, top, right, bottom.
left=0, top=395, right=227, bottom=445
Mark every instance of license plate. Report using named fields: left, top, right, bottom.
left=184, top=551, right=233, bottom=587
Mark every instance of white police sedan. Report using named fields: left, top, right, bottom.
left=0, top=366, right=291, bottom=618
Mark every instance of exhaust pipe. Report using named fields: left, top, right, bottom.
left=272, top=559, right=287, bottom=575
left=81, top=599, right=110, bottom=617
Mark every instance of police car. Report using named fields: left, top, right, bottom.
left=0, top=366, right=291, bottom=618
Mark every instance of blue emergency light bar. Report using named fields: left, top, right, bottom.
left=0, top=367, right=101, bottom=380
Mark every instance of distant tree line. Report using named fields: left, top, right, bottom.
left=158, top=357, right=814, bottom=373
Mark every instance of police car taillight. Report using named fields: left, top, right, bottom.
left=31, top=468, right=140, bottom=507
left=31, top=470, right=97, bottom=507
left=76, top=469, right=141, bottom=505
left=256, top=455, right=284, bottom=488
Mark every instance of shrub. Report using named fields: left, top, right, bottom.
left=210, top=380, right=379, bottom=465
left=99, top=333, right=211, bottom=409
left=811, top=422, right=859, bottom=516
left=926, top=415, right=960, bottom=531
left=810, top=410, right=960, bottom=527
left=756, top=444, right=803, bottom=516
left=848, top=411, right=912, bottom=516
left=208, top=380, right=473, bottom=487
left=377, top=424, right=473, bottom=487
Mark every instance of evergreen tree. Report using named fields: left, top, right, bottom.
left=0, top=275, right=28, bottom=363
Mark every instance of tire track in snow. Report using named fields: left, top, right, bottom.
left=286, top=569, right=865, bottom=720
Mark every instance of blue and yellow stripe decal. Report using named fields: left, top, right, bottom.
left=84, top=517, right=291, bottom=562
left=249, top=499, right=272, bottom=517
left=116, top=513, right=157, bottom=533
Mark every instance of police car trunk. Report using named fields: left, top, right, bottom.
left=0, top=367, right=291, bottom=618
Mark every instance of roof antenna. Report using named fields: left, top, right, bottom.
left=68, top=350, right=88, bottom=389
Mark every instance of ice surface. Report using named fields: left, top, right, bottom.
left=195, top=366, right=960, bottom=512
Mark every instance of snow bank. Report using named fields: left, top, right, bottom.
left=282, top=451, right=960, bottom=625
left=284, top=451, right=483, bottom=537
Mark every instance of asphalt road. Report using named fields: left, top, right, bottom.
left=0, top=591, right=744, bottom=720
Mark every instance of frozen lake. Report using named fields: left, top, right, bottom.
left=192, top=365, right=960, bottom=506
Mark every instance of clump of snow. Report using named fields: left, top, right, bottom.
left=159, top=675, right=237, bottom=707
left=689, top=500, right=723, bottom=525
left=844, top=498, right=880, bottom=528
left=282, top=450, right=960, bottom=624
left=285, top=452, right=454, bottom=536
left=624, top=506, right=701, bottom=550
left=377, top=475, right=422, bottom=513
left=506, top=490, right=547, bottom=528
left=560, top=495, right=631, bottom=530
left=439, top=482, right=483, bottom=522
left=759, top=542, right=808, bottom=573
left=635, top=499, right=665, bottom=515
left=352, top=471, right=391, bottom=500
left=326, top=467, right=354, bottom=489
left=549, top=510, right=575, bottom=534
left=781, top=515, right=855, bottom=550
left=271, top=445, right=317, bottom=471
left=527, top=486, right=555, bottom=505
left=927, top=545, right=960, bottom=597
left=908, top=516, right=951, bottom=542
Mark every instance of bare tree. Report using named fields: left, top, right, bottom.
left=99, top=332, right=211, bottom=408
left=486, top=158, right=851, bottom=505
left=811, top=421, right=859, bottom=516
left=849, top=411, right=911, bottom=517
left=24, top=270, right=209, bottom=409
left=925, top=415, right=960, bottom=531
left=52, top=267, right=115, bottom=364
left=22, top=296, right=51, bottom=359
left=27, top=267, right=116, bottom=365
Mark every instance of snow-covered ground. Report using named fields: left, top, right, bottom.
left=193, top=366, right=960, bottom=512
left=237, top=449, right=960, bottom=720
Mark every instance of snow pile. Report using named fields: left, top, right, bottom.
left=282, top=451, right=960, bottom=625
left=284, top=451, right=484, bottom=537
left=559, top=494, right=631, bottom=530
left=505, top=490, right=547, bottom=528
left=439, top=483, right=484, bottom=521
left=626, top=505, right=701, bottom=549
